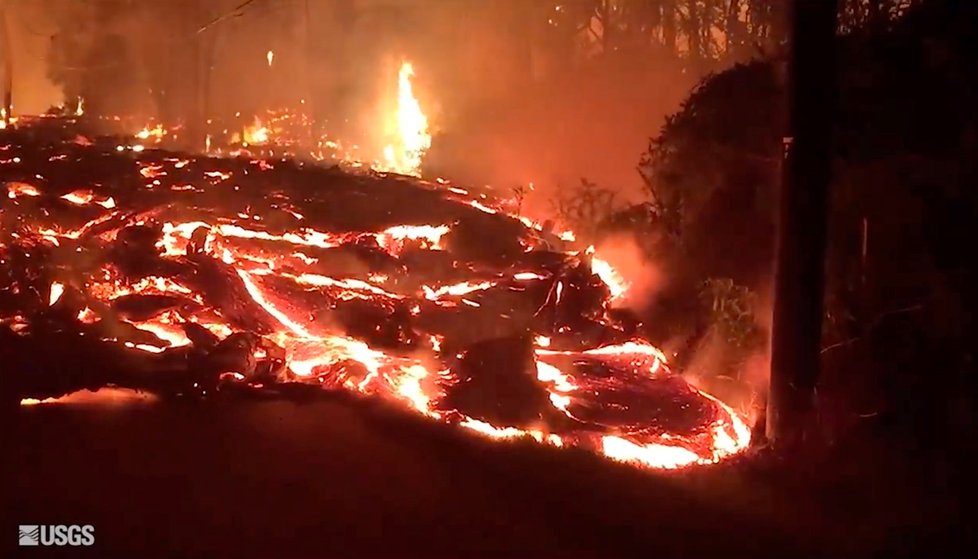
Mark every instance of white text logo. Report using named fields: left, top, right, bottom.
left=18, top=525, right=94, bottom=547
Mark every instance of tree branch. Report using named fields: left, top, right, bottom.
left=197, top=0, right=260, bottom=34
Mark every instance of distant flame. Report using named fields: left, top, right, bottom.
left=135, top=124, right=166, bottom=142
left=242, top=118, right=270, bottom=145
left=381, top=62, right=431, bottom=177
left=266, top=50, right=274, bottom=67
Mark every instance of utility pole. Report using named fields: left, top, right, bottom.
left=192, top=2, right=220, bottom=153
left=766, top=0, right=838, bottom=448
left=0, top=0, right=12, bottom=125
left=302, top=0, right=314, bottom=145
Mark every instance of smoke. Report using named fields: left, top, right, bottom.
left=596, top=234, right=668, bottom=310
left=584, top=229, right=773, bottom=429
left=423, top=42, right=695, bottom=207
left=591, top=231, right=772, bottom=428
left=682, top=283, right=774, bottom=426
left=3, top=1, right=64, bottom=113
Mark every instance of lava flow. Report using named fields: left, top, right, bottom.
left=1, top=117, right=749, bottom=471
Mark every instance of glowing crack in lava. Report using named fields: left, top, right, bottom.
left=381, top=62, right=432, bottom=177
left=1, top=118, right=749, bottom=471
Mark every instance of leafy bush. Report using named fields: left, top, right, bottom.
left=551, top=178, right=624, bottom=241
left=694, top=278, right=766, bottom=382
left=700, top=278, right=764, bottom=352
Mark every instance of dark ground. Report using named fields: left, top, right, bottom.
left=2, top=393, right=969, bottom=558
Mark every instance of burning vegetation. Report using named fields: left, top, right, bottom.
left=39, top=57, right=433, bottom=179
left=1, top=113, right=748, bottom=470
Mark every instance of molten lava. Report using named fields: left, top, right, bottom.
left=1, top=117, right=750, bottom=472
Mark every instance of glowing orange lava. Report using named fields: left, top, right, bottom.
left=3, top=116, right=751, bottom=473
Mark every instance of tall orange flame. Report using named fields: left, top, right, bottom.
left=382, top=62, right=431, bottom=176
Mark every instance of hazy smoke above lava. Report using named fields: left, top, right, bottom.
left=4, top=0, right=699, bottom=202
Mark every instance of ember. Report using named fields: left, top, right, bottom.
left=1, top=118, right=748, bottom=470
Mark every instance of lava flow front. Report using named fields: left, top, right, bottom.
left=1, top=118, right=749, bottom=470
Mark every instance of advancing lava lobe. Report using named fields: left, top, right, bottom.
left=0, top=118, right=749, bottom=470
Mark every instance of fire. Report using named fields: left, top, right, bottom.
left=135, top=124, right=167, bottom=142
left=242, top=118, right=270, bottom=145
left=381, top=62, right=431, bottom=177
left=266, top=50, right=274, bottom=67
left=587, top=246, right=629, bottom=300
